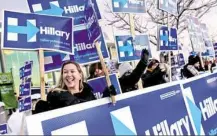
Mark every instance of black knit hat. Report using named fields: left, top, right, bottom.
left=188, top=55, right=200, bottom=65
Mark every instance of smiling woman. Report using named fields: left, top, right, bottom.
left=34, top=61, right=117, bottom=114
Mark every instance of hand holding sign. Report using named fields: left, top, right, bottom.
left=95, top=42, right=116, bottom=105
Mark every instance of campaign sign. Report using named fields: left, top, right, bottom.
left=201, top=23, right=215, bottom=57
left=116, top=35, right=151, bottom=63
left=178, top=53, right=185, bottom=67
left=19, top=96, right=32, bottom=112
left=0, top=124, right=7, bottom=135
left=186, top=16, right=205, bottom=52
left=182, top=72, right=217, bottom=135
left=27, top=0, right=101, bottom=26
left=2, top=11, right=73, bottom=54
left=159, top=26, right=178, bottom=51
left=158, top=0, right=178, bottom=16
left=84, top=0, right=101, bottom=42
left=112, top=0, right=146, bottom=13
left=19, top=82, right=31, bottom=97
left=87, top=74, right=122, bottom=99
left=44, top=31, right=108, bottom=72
left=26, top=82, right=194, bottom=135
left=214, top=43, right=217, bottom=60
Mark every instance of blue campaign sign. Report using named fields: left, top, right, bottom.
left=19, top=82, right=31, bottom=97
left=0, top=124, right=8, bottom=135
left=178, top=53, right=185, bottom=67
left=112, top=0, right=146, bottom=13
left=26, top=82, right=194, bottom=135
left=87, top=74, right=122, bottom=99
left=24, top=61, right=33, bottom=78
left=19, top=96, right=32, bottom=112
left=44, top=29, right=109, bottom=72
left=84, top=0, right=101, bottom=42
left=159, top=26, right=178, bottom=51
left=214, top=43, right=217, bottom=60
left=2, top=11, right=73, bottom=54
left=182, top=72, right=217, bottom=135
left=19, top=66, right=25, bottom=79
left=158, top=0, right=178, bottom=16
left=116, top=35, right=151, bottom=63
left=27, top=0, right=101, bottom=26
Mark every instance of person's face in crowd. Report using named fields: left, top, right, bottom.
left=62, top=63, right=82, bottom=90
left=194, top=62, right=200, bottom=68
left=151, top=62, right=159, bottom=70
left=94, top=68, right=104, bottom=77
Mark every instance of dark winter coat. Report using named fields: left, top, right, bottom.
left=33, top=82, right=96, bottom=114
left=119, top=60, right=147, bottom=93
left=141, top=66, right=166, bottom=88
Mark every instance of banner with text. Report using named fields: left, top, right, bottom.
left=182, top=72, right=217, bottom=135
left=26, top=82, right=194, bottom=135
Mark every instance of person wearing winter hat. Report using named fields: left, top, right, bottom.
left=182, top=55, right=200, bottom=78
left=88, top=49, right=150, bottom=93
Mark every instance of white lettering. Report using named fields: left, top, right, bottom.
left=64, top=5, right=84, bottom=14
left=145, top=116, right=190, bottom=135
left=74, top=42, right=101, bottom=51
left=128, top=0, right=144, bottom=6
left=199, top=97, right=217, bottom=121
left=40, top=27, right=70, bottom=40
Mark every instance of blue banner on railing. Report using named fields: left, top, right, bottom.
left=26, top=82, right=195, bottom=135
left=182, top=73, right=217, bottom=135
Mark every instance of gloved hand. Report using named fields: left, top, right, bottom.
left=141, top=49, right=149, bottom=64
left=102, top=85, right=117, bottom=98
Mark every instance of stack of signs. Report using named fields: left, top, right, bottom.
left=87, top=74, right=122, bottom=99
left=171, top=53, right=185, bottom=68
left=0, top=124, right=7, bottom=135
left=19, top=61, right=33, bottom=112
left=186, top=16, right=205, bottom=52
left=112, top=0, right=146, bottom=13
left=201, top=23, right=215, bottom=57
left=158, top=26, right=178, bottom=51
left=27, top=0, right=109, bottom=73
left=0, top=73, right=17, bottom=110
left=115, top=34, right=151, bottom=63
left=214, top=43, right=217, bottom=60
left=2, top=11, right=73, bottom=54
left=158, top=0, right=178, bottom=16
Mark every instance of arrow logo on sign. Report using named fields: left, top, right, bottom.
left=7, top=21, right=39, bottom=41
left=35, top=3, right=64, bottom=16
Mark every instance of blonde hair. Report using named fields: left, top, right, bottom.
left=53, top=61, right=84, bottom=92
